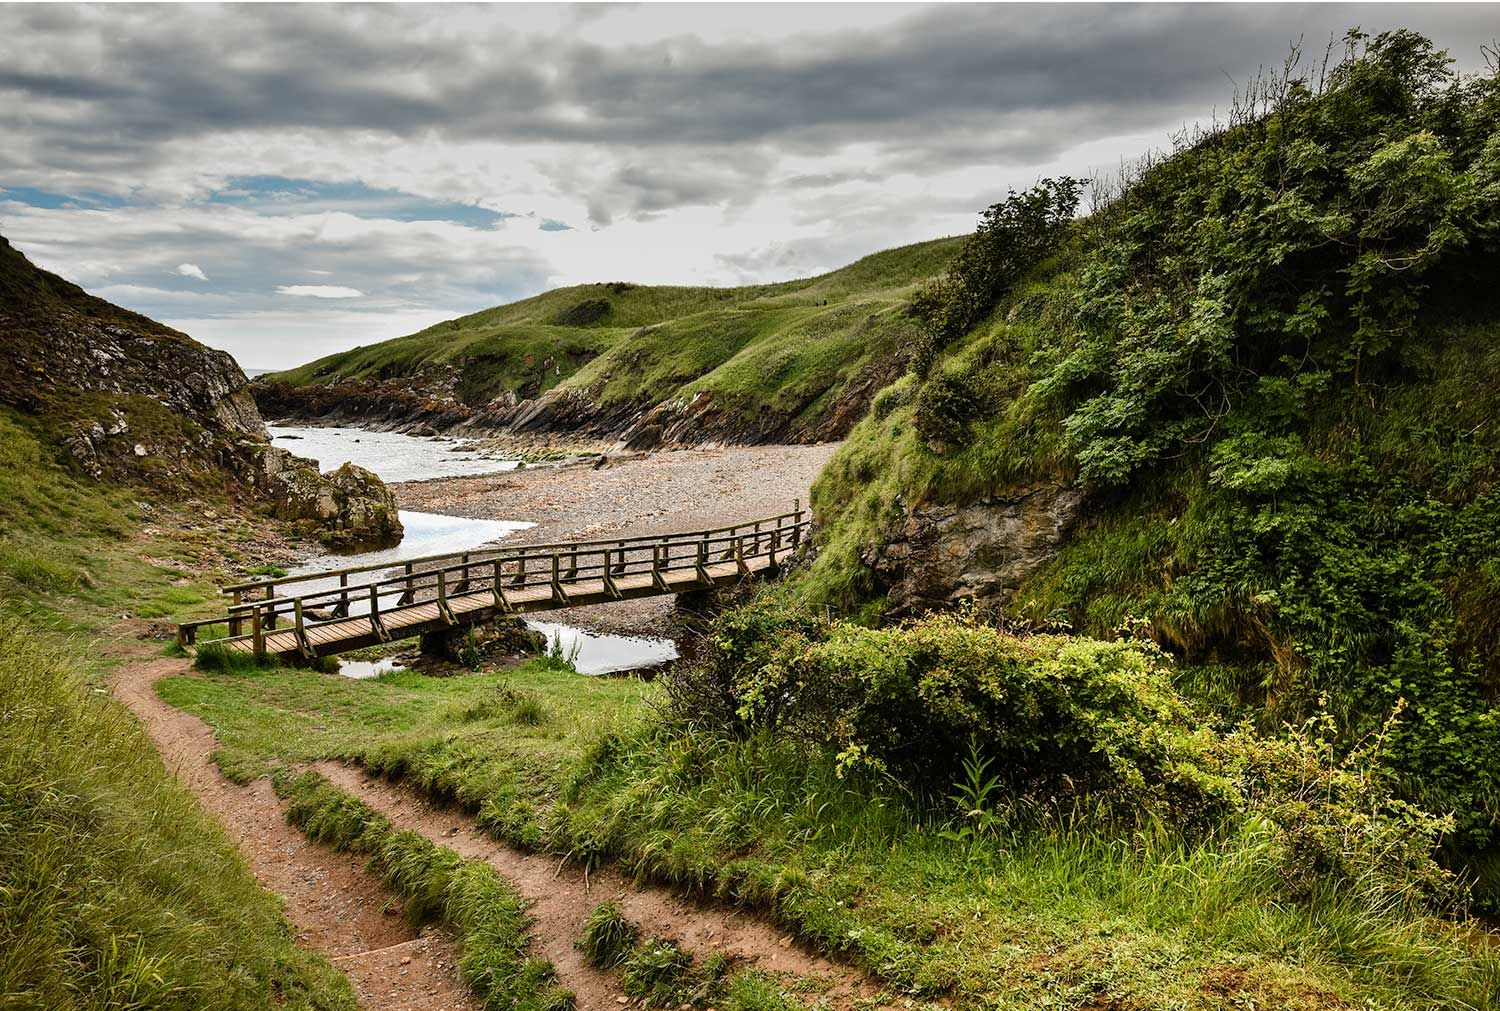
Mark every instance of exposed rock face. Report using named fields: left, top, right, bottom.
left=0, top=234, right=402, bottom=549
left=864, top=480, right=1086, bottom=616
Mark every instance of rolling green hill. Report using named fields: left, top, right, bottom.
left=255, top=236, right=964, bottom=445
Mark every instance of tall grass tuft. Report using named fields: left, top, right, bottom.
left=0, top=621, right=353, bottom=1009
left=578, top=900, right=637, bottom=968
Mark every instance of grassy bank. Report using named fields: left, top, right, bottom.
left=276, top=770, right=574, bottom=1011
left=0, top=408, right=355, bottom=1008
left=159, top=652, right=1500, bottom=1009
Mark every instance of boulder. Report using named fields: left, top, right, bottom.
left=263, top=453, right=403, bottom=550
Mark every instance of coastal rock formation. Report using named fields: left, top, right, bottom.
left=863, top=480, right=1085, bottom=616
left=0, top=234, right=402, bottom=549
left=256, top=451, right=403, bottom=549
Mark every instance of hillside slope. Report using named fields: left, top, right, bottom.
left=0, top=234, right=402, bottom=547
left=804, top=31, right=1500, bottom=893
left=254, top=236, right=963, bottom=446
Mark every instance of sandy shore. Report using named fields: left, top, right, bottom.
left=392, top=443, right=839, bottom=634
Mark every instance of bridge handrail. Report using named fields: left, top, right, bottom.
left=179, top=508, right=809, bottom=651
left=220, top=505, right=807, bottom=594
left=219, top=531, right=803, bottom=618
left=220, top=527, right=807, bottom=619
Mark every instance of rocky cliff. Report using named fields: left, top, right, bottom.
left=0, top=235, right=401, bottom=548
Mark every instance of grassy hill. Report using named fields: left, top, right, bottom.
left=257, top=237, right=964, bottom=444
left=803, top=31, right=1500, bottom=901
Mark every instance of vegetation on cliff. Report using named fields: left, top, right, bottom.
left=257, top=237, right=962, bottom=444
left=807, top=31, right=1500, bottom=897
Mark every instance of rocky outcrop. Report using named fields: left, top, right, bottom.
left=0, top=234, right=402, bottom=550
left=863, top=479, right=1086, bottom=616
left=255, top=451, right=403, bottom=549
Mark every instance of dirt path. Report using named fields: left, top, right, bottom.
left=314, top=762, right=879, bottom=1010
left=393, top=443, right=839, bottom=635
left=107, top=637, right=480, bottom=1011
left=108, top=625, right=884, bottom=1011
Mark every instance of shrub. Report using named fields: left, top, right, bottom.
left=912, top=368, right=983, bottom=448
left=909, top=177, right=1080, bottom=377
left=675, top=598, right=1237, bottom=823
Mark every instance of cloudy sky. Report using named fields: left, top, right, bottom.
left=2, top=4, right=1496, bottom=369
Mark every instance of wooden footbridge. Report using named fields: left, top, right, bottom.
left=176, top=505, right=808, bottom=660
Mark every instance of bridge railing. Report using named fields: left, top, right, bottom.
left=177, top=505, right=809, bottom=654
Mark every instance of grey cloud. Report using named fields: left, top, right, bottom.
left=5, top=4, right=1498, bottom=185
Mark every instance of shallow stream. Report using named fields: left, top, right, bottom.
left=276, top=425, right=677, bottom=677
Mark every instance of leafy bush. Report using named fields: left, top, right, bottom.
left=670, top=598, right=1236, bottom=823
left=909, top=177, right=1081, bottom=377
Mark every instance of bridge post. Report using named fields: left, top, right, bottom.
left=437, top=569, right=456, bottom=624
left=491, top=560, right=511, bottom=612
left=454, top=554, right=471, bottom=594
left=602, top=548, right=621, bottom=598
left=336, top=573, right=350, bottom=618
left=368, top=584, right=389, bottom=641
left=792, top=498, right=803, bottom=548
left=251, top=605, right=265, bottom=657
left=651, top=543, right=669, bottom=591
left=565, top=549, right=578, bottom=581
left=696, top=536, right=711, bottom=585
left=230, top=589, right=243, bottom=637
left=736, top=535, right=749, bottom=577
left=550, top=554, right=569, bottom=603
left=264, top=584, right=277, bottom=629
left=400, top=563, right=415, bottom=605
left=293, top=598, right=313, bottom=659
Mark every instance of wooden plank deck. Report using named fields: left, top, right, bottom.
left=180, top=509, right=805, bottom=662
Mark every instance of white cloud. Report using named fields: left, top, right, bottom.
left=276, top=284, right=365, bottom=299
left=176, top=262, right=208, bottom=281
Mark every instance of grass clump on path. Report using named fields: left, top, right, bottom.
left=278, top=769, right=576, bottom=1011
left=578, top=901, right=637, bottom=969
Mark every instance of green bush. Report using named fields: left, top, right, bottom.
left=675, top=598, right=1236, bottom=822
left=909, top=177, right=1081, bottom=377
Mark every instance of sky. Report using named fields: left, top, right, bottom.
left=2, top=4, right=1496, bottom=370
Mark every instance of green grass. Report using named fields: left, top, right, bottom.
left=579, top=904, right=815, bottom=1011
left=0, top=620, right=354, bottom=1010
left=277, top=770, right=575, bottom=1011
left=263, top=237, right=964, bottom=438
left=159, top=657, right=1500, bottom=1010
left=0, top=411, right=363, bottom=1008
